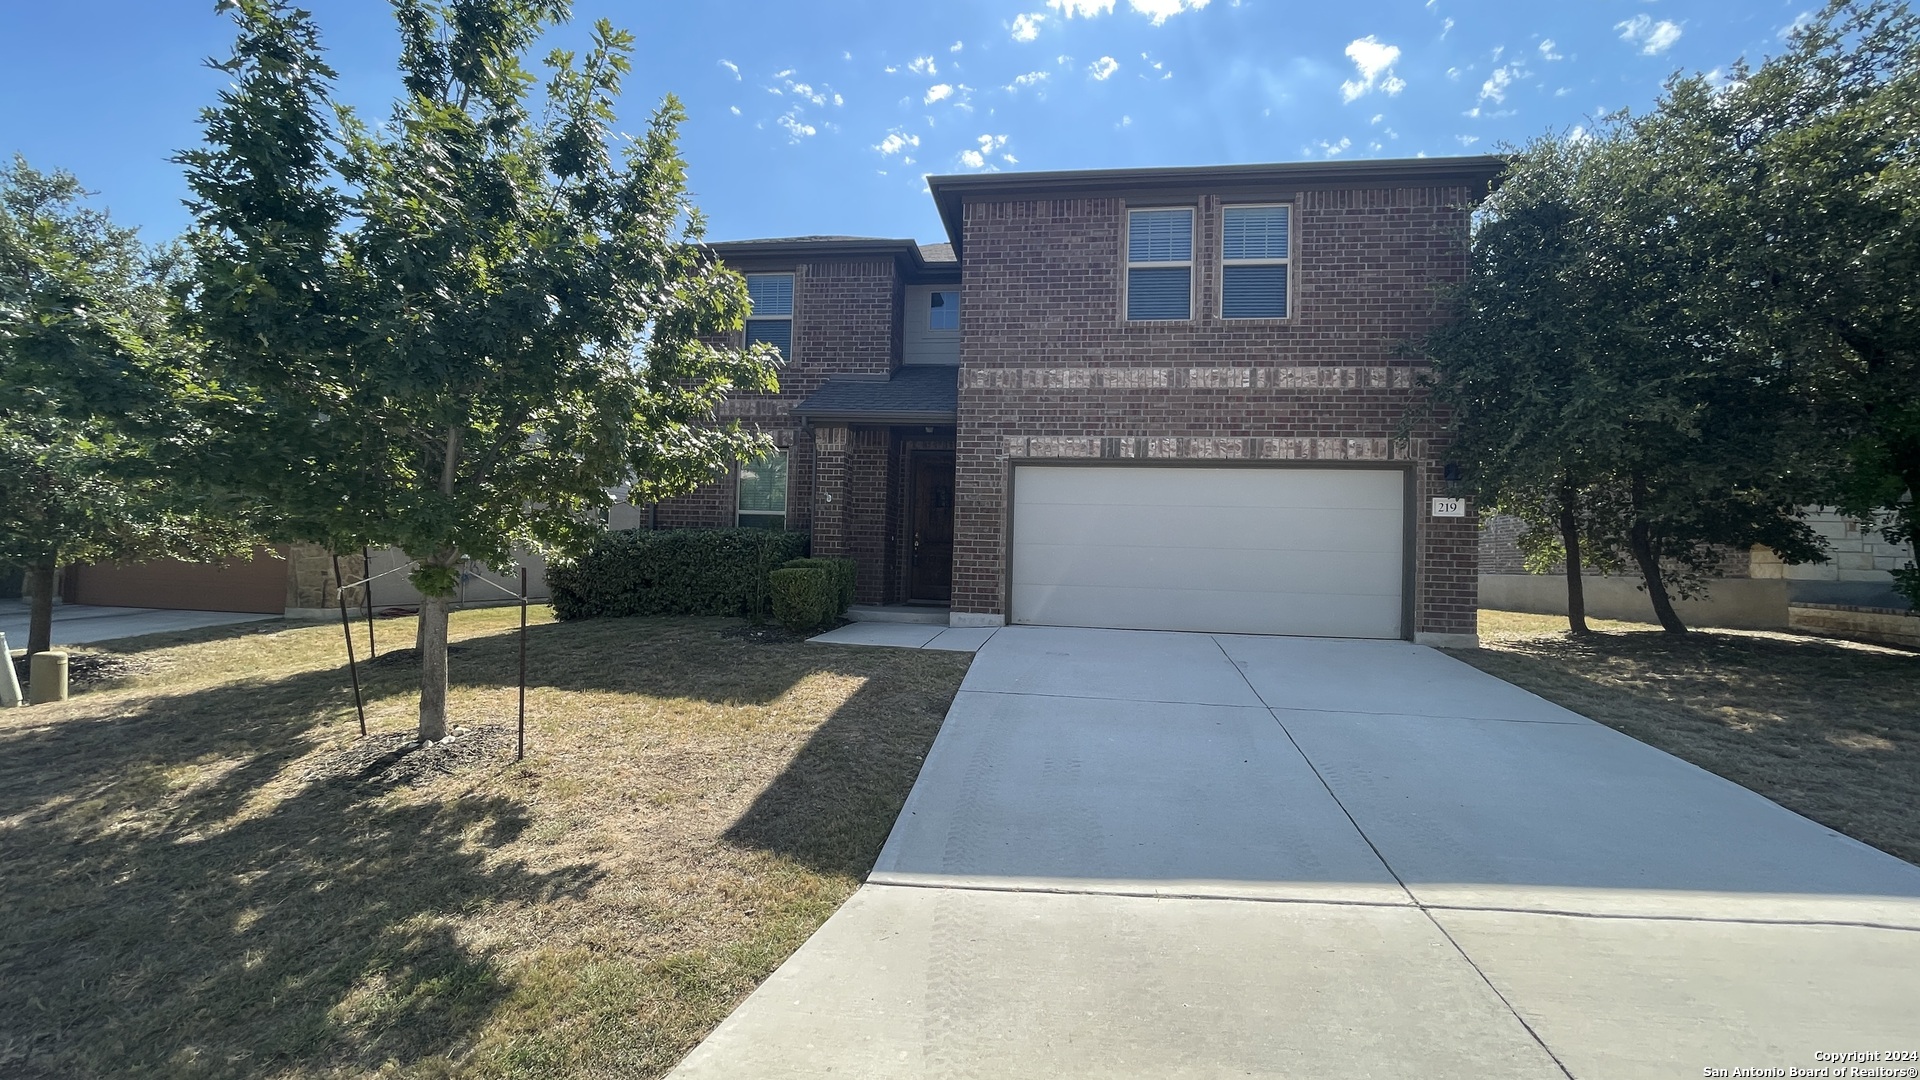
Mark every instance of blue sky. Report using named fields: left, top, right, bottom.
left=1, top=1, right=1817, bottom=247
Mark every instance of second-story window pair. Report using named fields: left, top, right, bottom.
left=1126, top=204, right=1291, bottom=322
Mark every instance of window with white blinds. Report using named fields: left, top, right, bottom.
left=745, top=273, right=794, bottom=356
left=1221, top=205, right=1290, bottom=319
left=737, top=450, right=788, bottom=529
left=1126, top=208, right=1193, bottom=321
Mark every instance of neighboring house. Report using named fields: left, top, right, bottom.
left=62, top=547, right=547, bottom=619
left=630, top=156, right=1504, bottom=646
left=1479, top=509, right=1917, bottom=631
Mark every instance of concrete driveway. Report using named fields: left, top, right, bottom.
left=672, top=626, right=1920, bottom=1079
left=0, top=601, right=274, bottom=650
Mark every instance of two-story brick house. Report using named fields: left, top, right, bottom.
left=640, top=156, right=1504, bottom=647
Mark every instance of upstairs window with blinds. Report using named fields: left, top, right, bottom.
left=1221, top=205, right=1291, bottom=319
left=1126, top=208, right=1194, bottom=321
left=745, top=273, right=794, bottom=356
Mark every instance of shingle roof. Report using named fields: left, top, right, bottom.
left=918, top=242, right=956, bottom=264
left=791, top=366, right=958, bottom=423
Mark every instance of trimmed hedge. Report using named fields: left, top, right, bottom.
left=782, top=557, right=857, bottom=616
left=548, top=528, right=809, bottom=621
left=769, top=566, right=836, bottom=633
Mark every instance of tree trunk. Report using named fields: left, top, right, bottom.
left=415, top=423, right=464, bottom=743
left=417, top=590, right=450, bottom=742
left=26, top=556, right=56, bottom=656
left=1627, top=517, right=1687, bottom=634
left=1892, top=442, right=1920, bottom=605
left=1557, top=479, right=1590, bottom=635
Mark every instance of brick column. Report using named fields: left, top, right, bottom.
left=284, top=544, right=367, bottom=620
left=811, top=425, right=851, bottom=558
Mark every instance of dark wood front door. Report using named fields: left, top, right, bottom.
left=908, top=451, right=955, bottom=603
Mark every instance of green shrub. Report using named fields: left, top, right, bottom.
left=782, top=557, right=856, bottom=615
left=547, top=528, right=809, bottom=621
left=768, top=567, right=835, bottom=633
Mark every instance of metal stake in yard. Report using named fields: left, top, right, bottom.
left=362, top=546, right=378, bottom=658
left=518, top=566, right=528, bottom=762
left=333, top=554, right=368, bottom=737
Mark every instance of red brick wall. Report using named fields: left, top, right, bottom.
left=641, top=255, right=901, bottom=543
left=953, top=185, right=1481, bottom=637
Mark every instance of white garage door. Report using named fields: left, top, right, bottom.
left=1010, top=466, right=1406, bottom=639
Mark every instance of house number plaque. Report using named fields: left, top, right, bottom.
left=1430, top=497, right=1467, bottom=518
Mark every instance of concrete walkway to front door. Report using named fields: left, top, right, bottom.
left=670, top=626, right=1920, bottom=1079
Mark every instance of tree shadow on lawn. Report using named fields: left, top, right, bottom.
left=0, top=615, right=974, bottom=1077
left=718, top=646, right=973, bottom=879
left=439, top=613, right=975, bottom=881
left=0, top=662, right=603, bottom=1080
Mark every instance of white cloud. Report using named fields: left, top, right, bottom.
left=1456, top=134, right=1480, bottom=146
left=1004, top=152, right=1019, bottom=164
left=1554, top=86, right=1571, bottom=97
left=729, top=105, right=741, bottom=116
left=875, top=130, right=921, bottom=156
left=1341, top=36, right=1406, bottom=103
left=1011, top=12, right=1045, bottom=41
left=787, top=81, right=826, bottom=105
left=909, top=56, right=938, bottom=75
left=1119, top=114, right=1133, bottom=128
left=1089, top=56, right=1120, bottom=80
left=718, top=59, right=741, bottom=80
left=1778, top=11, right=1816, bottom=41
left=1044, top=0, right=1208, bottom=21
left=1446, top=66, right=1461, bottom=81
left=1128, top=0, right=1210, bottom=25
left=774, top=68, right=794, bottom=78
left=1370, top=112, right=1384, bottom=124
left=950, top=40, right=965, bottom=52
left=883, top=65, right=898, bottom=74
left=1441, top=17, right=1454, bottom=39
left=959, top=133, right=1011, bottom=170
left=1616, top=15, right=1682, bottom=55
left=1479, top=65, right=1515, bottom=104
left=1006, top=70, right=1051, bottom=91
left=777, top=111, right=816, bottom=141
left=1538, top=39, right=1563, bottom=61
left=925, top=83, right=954, bottom=104
left=1318, top=136, right=1353, bottom=157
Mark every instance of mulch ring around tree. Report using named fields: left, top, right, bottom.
left=298, top=723, right=515, bottom=787
left=10, top=651, right=159, bottom=691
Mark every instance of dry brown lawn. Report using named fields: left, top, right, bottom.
left=1455, top=610, right=1920, bottom=866
left=0, top=609, right=971, bottom=1079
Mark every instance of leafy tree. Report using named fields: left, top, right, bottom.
left=180, top=0, right=779, bottom=740
left=1626, top=0, right=1920, bottom=605
left=1425, top=132, right=1827, bottom=634
left=0, top=157, right=253, bottom=655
